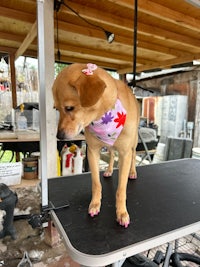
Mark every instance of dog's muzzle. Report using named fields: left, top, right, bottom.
left=57, top=129, right=67, bottom=140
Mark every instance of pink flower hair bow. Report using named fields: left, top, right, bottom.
left=82, top=63, right=97, bottom=75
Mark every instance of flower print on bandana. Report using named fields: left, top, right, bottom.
left=114, top=111, right=126, bottom=128
left=88, top=99, right=127, bottom=145
left=101, top=112, right=114, bottom=124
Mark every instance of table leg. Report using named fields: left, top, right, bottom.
left=111, top=259, right=126, bottom=267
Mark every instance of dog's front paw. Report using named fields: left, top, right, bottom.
left=117, top=212, right=130, bottom=228
left=128, top=174, right=137, bottom=179
left=129, top=171, right=137, bottom=179
left=88, top=202, right=101, bottom=217
left=103, top=170, right=113, bottom=178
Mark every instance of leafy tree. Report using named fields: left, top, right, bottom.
left=54, top=62, right=68, bottom=77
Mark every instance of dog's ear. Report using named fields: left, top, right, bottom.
left=70, top=74, right=106, bottom=107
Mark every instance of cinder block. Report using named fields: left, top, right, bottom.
left=164, top=137, right=193, bottom=161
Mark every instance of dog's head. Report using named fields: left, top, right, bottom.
left=52, top=63, right=106, bottom=140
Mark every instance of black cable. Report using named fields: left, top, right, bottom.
left=62, top=1, right=114, bottom=43
left=63, top=1, right=106, bottom=33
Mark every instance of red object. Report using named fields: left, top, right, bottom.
left=66, top=154, right=73, bottom=167
left=0, top=84, right=5, bottom=91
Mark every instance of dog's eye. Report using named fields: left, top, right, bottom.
left=64, top=106, right=74, bottom=112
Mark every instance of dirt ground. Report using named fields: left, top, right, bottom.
left=0, top=185, right=75, bottom=267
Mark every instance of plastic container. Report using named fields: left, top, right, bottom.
left=192, top=147, right=200, bottom=159
left=62, top=146, right=73, bottom=176
left=17, top=104, right=28, bottom=130
left=61, top=145, right=83, bottom=176
left=17, top=113, right=27, bottom=130
left=72, top=148, right=83, bottom=174
left=153, top=143, right=166, bottom=163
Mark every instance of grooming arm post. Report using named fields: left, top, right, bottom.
left=37, top=0, right=56, bottom=207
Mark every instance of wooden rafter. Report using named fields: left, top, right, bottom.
left=15, top=21, right=37, bottom=59
left=0, top=0, right=200, bottom=73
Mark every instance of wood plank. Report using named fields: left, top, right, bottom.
left=9, top=53, right=17, bottom=108
left=15, top=21, right=37, bottom=59
left=118, top=52, right=200, bottom=73
left=0, top=6, right=35, bottom=23
left=139, top=0, right=200, bottom=32
left=0, top=45, right=16, bottom=53
left=0, top=32, right=24, bottom=43
left=139, top=22, right=200, bottom=48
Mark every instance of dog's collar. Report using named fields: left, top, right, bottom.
left=82, top=63, right=97, bottom=75
left=88, top=99, right=126, bottom=145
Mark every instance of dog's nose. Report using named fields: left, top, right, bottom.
left=56, top=130, right=66, bottom=140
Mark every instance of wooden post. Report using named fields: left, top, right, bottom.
left=9, top=53, right=21, bottom=161
left=9, top=53, right=17, bottom=109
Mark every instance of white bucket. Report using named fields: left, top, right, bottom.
left=153, top=143, right=166, bottom=163
left=192, top=147, right=200, bottom=159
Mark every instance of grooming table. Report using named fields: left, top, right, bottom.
left=48, top=158, right=200, bottom=267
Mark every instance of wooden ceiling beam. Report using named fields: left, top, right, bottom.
left=58, top=6, right=200, bottom=50
left=0, top=31, right=24, bottom=43
left=58, top=45, right=157, bottom=67
left=55, top=54, right=124, bottom=70
left=58, top=49, right=133, bottom=66
left=138, top=0, right=200, bottom=32
left=0, top=26, right=192, bottom=62
left=138, top=40, right=192, bottom=58
left=58, top=43, right=133, bottom=63
left=15, top=21, right=37, bottom=59
left=0, top=45, right=16, bottom=54
left=59, top=2, right=130, bottom=31
left=57, top=20, right=109, bottom=41
left=118, top=52, right=200, bottom=74
left=105, top=0, right=133, bottom=9
left=107, top=0, right=200, bottom=32
left=0, top=0, right=200, bottom=73
left=56, top=31, right=172, bottom=66
left=139, top=22, right=200, bottom=49
left=58, top=18, right=200, bottom=54
left=0, top=6, right=35, bottom=23
left=1, top=4, right=199, bottom=57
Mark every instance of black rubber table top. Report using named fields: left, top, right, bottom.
left=48, top=159, right=200, bottom=256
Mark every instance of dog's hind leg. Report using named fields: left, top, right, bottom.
left=103, top=148, right=115, bottom=177
left=128, top=147, right=137, bottom=179
left=87, top=145, right=102, bottom=217
left=116, top=148, right=132, bottom=228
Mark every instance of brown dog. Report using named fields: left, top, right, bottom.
left=52, top=63, right=139, bottom=228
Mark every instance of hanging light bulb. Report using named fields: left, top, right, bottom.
left=104, top=31, right=115, bottom=44
left=58, top=1, right=115, bottom=43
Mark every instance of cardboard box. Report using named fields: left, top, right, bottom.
left=0, top=162, right=22, bottom=186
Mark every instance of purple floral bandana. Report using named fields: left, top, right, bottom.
left=88, top=99, right=127, bottom=145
